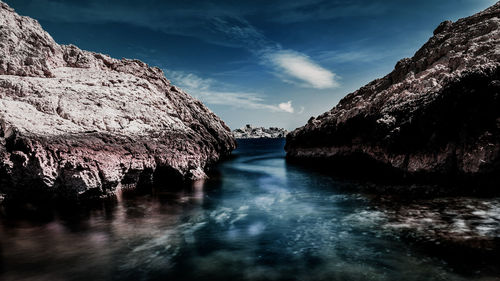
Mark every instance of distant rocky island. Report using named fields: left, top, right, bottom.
left=0, top=1, right=235, bottom=202
left=286, top=2, right=500, bottom=193
left=233, top=124, right=288, bottom=139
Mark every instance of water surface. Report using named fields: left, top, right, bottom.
left=0, top=139, right=498, bottom=281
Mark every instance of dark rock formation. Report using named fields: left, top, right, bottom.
left=0, top=1, right=236, bottom=201
left=233, top=124, right=288, bottom=139
left=286, top=3, right=500, bottom=192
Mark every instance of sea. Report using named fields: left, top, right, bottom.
left=0, top=138, right=498, bottom=281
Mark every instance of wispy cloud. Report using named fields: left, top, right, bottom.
left=316, top=49, right=394, bottom=64
left=209, top=16, right=277, bottom=49
left=165, top=70, right=213, bottom=91
left=265, top=50, right=338, bottom=89
left=204, top=15, right=338, bottom=89
left=162, top=14, right=340, bottom=90
left=13, top=0, right=389, bottom=29
left=164, top=70, right=295, bottom=113
left=267, top=1, right=387, bottom=23
left=199, top=92, right=293, bottom=113
left=13, top=0, right=338, bottom=89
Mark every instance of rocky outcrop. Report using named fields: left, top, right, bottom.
left=233, top=124, right=287, bottom=139
left=0, top=1, right=236, bottom=201
left=286, top=3, right=500, bottom=191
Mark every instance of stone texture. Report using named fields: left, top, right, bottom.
left=233, top=124, right=288, bottom=139
left=0, top=1, right=236, bottom=200
left=286, top=2, right=500, bottom=191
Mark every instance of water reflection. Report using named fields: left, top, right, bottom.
left=0, top=139, right=498, bottom=281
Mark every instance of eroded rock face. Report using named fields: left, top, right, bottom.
left=286, top=3, right=500, bottom=191
left=0, top=1, right=236, bottom=200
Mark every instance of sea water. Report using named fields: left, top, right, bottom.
left=0, top=139, right=497, bottom=281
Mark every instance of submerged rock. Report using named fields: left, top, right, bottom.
left=286, top=3, right=500, bottom=192
left=233, top=124, right=288, bottom=139
left=0, top=1, right=236, bottom=201
left=344, top=195, right=500, bottom=255
left=381, top=197, right=500, bottom=252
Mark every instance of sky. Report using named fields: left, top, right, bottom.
left=5, top=0, right=497, bottom=130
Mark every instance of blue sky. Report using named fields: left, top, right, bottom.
left=5, top=0, right=497, bottom=130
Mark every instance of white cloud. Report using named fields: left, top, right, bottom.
left=265, top=50, right=339, bottom=89
left=164, top=70, right=213, bottom=91
left=200, top=91, right=291, bottom=112
left=209, top=16, right=275, bottom=49
left=317, top=49, right=393, bottom=64
left=207, top=18, right=339, bottom=89
left=164, top=69, right=295, bottom=113
left=278, top=101, right=294, bottom=113
left=25, top=0, right=339, bottom=90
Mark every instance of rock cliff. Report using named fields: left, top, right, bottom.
left=233, top=124, right=288, bottom=139
left=286, top=3, right=500, bottom=192
left=0, top=1, right=236, bottom=201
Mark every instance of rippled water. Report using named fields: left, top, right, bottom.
left=0, top=139, right=498, bottom=281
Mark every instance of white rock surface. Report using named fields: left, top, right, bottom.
left=0, top=1, right=236, bottom=201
